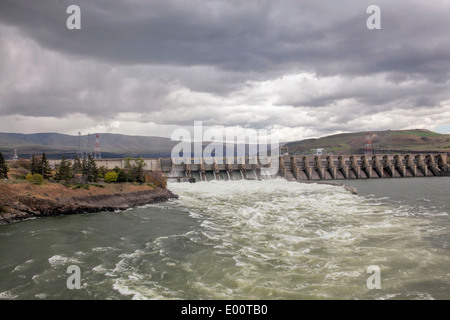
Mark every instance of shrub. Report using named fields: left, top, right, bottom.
left=116, top=169, right=127, bottom=183
left=17, top=159, right=31, bottom=170
left=104, top=171, right=118, bottom=183
left=97, top=166, right=108, bottom=179
left=73, top=184, right=90, bottom=190
left=26, top=173, right=44, bottom=185
left=145, top=171, right=167, bottom=189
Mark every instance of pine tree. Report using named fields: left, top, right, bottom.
left=41, top=153, right=52, bottom=180
left=0, top=152, right=9, bottom=179
left=31, top=154, right=41, bottom=175
left=88, top=155, right=98, bottom=182
left=82, top=156, right=89, bottom=176
left=83, top=154, right=98, bottom=182
left=116, top=169, right=127, bottom=183
left=73, top=155, right=82, bottom=174
left=54, top=156, right=73, bottom=182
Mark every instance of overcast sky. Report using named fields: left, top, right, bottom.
left=0, top=0, right=449, bottom=141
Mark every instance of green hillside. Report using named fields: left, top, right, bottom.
left=284, top=129, right=450, bottom=155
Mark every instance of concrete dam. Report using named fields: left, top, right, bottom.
left=80, top=153, right=449, bottom=182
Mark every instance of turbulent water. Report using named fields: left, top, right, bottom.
left=0, top=178, right=449, bottom=300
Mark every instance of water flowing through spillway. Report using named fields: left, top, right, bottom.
left=0, top=178, right=449, bottom=299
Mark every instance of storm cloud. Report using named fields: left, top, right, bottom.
left=0, top=0, right=449, bottom=140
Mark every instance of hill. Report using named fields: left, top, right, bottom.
left=0, top=133, right=177, bottom=159
left=284, top=129, right=450, bottom=155
left=0, top=129, right=449, bottom=160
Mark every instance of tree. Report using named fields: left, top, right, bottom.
left=104, top=171, right=118, bottom=183
left=54, top=156, right=73, bottom=182
left=0, top=152, right=9, bottom=179
left=82, top=154, right=98, bottom=182
left=124, top=157, right=133, bottom=169
left=82, top=156, right=88, bottom=176
left=73, top=155, right=82, bottom=174
left=97, top=165, right=108, bottom=179
left=116, top=169, right=127, bottom=183
left=31, top=154, right=41, bottom=175
left=130, top=157, right=146, bottom=183
left=41, top=153, right=52, bottom=180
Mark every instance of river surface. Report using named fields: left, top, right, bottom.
left=0, top=178, right=449, bottom=299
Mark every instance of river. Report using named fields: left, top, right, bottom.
left=0, top=178, right=449, bottom=299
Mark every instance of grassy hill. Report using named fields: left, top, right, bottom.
left=284, top=129, right=450, bottom=155
left=0, top=133, right=178, bottom=159
left=1, top=129, right=448, bottom=159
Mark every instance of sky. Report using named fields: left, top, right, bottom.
left=0, top=0, right=449, bottom=142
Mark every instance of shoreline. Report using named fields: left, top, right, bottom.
left=0, top=182, right=178, bottom=225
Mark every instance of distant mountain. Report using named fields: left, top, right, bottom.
left=284, top=129, right=450, bottom=155
left=0, top=133, right=177, bottom=159
left=1, top=129, right=448, bottom=160
left=0, top=132, right=268, bottom=159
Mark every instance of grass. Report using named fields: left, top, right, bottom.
left=286, top=129, right=450, bottom=155
left=390, top=130, right=443, bottom=137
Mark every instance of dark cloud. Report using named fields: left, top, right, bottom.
left=0, top=0, right=449, bottom=138
left=1, top=0, right=449, bottom=77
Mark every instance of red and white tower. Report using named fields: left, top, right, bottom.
left=94, top=134, right=101, bottom=159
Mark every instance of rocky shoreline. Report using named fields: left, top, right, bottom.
left=0, top=183, right=178, bottom=224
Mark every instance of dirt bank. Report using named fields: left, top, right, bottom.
left=0, top=182, right=178, bottom=224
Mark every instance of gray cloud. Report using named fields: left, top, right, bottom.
left=0, top=0, right=449, bottom=139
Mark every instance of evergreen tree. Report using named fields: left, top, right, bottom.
left=83, top=154, right=98, bottom=182
left=116, top=169, right=127, bottom=183
left=73, top=155, right=82, bottom=174
left=82, top=156, right=89, bottom=176
left=41, top=152, right=52, bottom=180
left=0, top=152, right=9, bottom=179
left=54, top=156, right=73, bottom=182
left=31, top=154, right=41, bottom=175
left=88, top=155, right=98, bottom=182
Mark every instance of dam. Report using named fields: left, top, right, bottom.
left=51, top=153, right=449, bottom=182
left=163, top=153, right=449, bottom=182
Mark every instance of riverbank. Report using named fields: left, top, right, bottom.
left=0, top=181, right=178, bottom=224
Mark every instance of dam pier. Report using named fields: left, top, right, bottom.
left=49, top=153, right=449, bottom=182
left=277, top=153, right=449, bottom=181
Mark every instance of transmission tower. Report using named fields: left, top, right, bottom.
left=373, top=129, right=392, bottom=154
left=94, top=134, right=101, bottom=159
left=86, top=133, right=93, bottom=158
left=77, top=131, right=84, bottom=158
